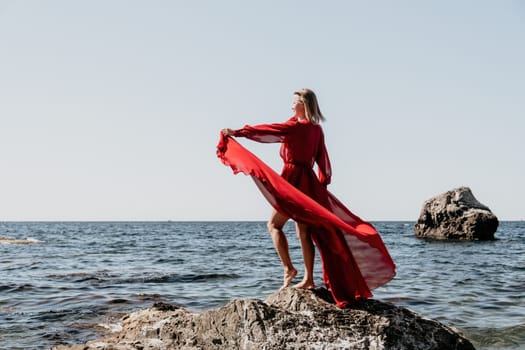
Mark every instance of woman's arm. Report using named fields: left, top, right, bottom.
left=316, top=129, right=332, bottom=186
left=227, top=119, right=295, bottom=143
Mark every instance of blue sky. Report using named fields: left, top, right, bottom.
left=0, top=1, right=523, bottom=221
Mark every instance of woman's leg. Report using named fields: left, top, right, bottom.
left=294, top=222, right=316, bottom=289
left=267, top=210, right=297, bottom=289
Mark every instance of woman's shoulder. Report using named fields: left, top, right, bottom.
left=285, top=117, right=323, bottom=133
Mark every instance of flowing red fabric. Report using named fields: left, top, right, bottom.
left=217, top=131, right=396, bottom=308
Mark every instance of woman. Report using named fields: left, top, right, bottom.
left=222, top=88, right=329, bottom=290
left=219, top=89, right=395, bottom=307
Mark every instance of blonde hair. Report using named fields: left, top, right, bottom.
left=294, top=88, right=326, bottom=124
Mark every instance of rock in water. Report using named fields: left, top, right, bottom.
left=0, top=236, right=44, bottom=244
left=52, top=288, right=475, bottom=350
left=414, top=187, right=498, bottom=240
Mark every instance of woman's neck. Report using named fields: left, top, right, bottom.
left=294, top=113, right=307, bottom=121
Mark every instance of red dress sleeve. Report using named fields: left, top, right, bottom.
left=233, top=119, right=295, bottom=143
left=316, top=129, right=332, bottom=186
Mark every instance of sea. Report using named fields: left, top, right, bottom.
left=0, top=221, right=523, bottom=350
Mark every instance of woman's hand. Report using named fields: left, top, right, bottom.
left=222, top=128, right=235, bottom=136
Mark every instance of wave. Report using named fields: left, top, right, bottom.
left=47, top=271, right=241, bottom=285
left=0, top=283, right=35, bottom=292
left=465, top=324, right=525, bottom=348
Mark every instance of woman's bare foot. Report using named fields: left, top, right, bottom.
left=293, top=279, right=315, bottom=290
left=280, top=268, right=298, bottom=290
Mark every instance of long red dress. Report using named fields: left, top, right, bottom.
left=217, top=117, right=396, bottom=307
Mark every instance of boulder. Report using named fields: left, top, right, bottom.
left=53, top=288, right=475, bottom=350
left=414, top=187, right=498, bottom=240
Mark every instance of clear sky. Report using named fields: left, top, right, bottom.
left=0, top=1, right=523, bottom=221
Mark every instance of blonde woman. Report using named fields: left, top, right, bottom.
left=219, top=89, right=395, bottom=306
left=222, top=89, right=331, bottom=290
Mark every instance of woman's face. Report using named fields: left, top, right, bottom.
left=292, top=95, right=305, bottom=117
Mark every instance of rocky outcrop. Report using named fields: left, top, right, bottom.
left=414, top=187, right=498, bottom=240
left=0, top=236, right=44, bottom=244
left=53, top=288, right=475, bottom=350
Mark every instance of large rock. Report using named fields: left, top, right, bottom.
left=414, top=187, right=498, bottom=240
left=53, top=288, right=475, bottom=350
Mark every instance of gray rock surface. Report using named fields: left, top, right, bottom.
left=53, top=288, right=475, bottom=350
left=414, top=187, right=498, bottom=240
